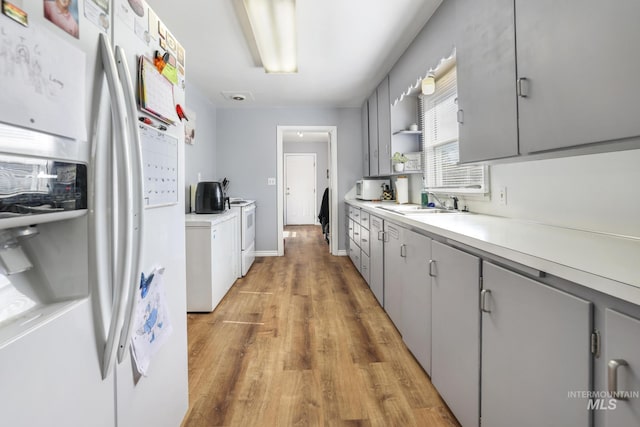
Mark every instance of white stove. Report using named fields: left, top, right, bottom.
left=229, top=198, right=256, bottom=276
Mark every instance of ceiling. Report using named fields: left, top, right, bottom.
left=145, top=0, right=442, bottom=108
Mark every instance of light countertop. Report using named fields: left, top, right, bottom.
left=346, top=199, right=640, bottom=306
left=185, top=210, right=238, bottom=227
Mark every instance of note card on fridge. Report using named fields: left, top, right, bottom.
left=131, top=266, right=172, bottom=376
left=138, top=56, right=178, bottom=125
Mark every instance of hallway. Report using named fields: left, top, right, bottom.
left=181, top=225, right=459, bottom=426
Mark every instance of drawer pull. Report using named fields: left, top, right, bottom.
left=480, top=289, right=491, bottom=313
left=517, top=77, right=529, bottom=98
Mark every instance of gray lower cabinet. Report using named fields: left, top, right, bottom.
left=384, top=221, right=432, bottom=374
left=481, top=262, right=592, bottom=427
left=430, top=241, right=481, bottom=427
left=368, top=214, right=384, bottom=306
left=383, top=222, right=403, bottom=330
left=603, top=309, right=640, bottom=426
left=348, top=238, right=360, bottom=271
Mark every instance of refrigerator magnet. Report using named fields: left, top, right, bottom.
left=2, top=1, right=29, bottom=26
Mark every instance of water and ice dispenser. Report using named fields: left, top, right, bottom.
left=0, top=136, right=89, bottom=348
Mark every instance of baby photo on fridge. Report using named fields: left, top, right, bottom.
left=43, top=0, right=79, bottom=38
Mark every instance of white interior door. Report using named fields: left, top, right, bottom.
left=285, top=153, right=317, bottom=225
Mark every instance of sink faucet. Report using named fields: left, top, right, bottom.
left=427, top=192, right=448, bottom=209
left=427, top=193, right=459, bottom=210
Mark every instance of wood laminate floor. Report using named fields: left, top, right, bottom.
left=181, top=225, right=459, bottom=427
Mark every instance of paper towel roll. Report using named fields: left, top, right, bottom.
left=190, top=185, right=197, bottom=212
left=395, top=176, right=409, bottom=204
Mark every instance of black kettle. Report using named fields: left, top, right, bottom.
left=195, top=181, right=227, bottom=213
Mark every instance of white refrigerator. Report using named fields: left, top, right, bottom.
left=0, top=1, right=188, bottom=426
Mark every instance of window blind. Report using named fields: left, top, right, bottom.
left=421, top=66, right=486, bottom=193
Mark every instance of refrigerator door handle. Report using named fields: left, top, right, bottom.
left=114, top=45, right=145, bottom=363
left=98, top=33, right=135, bottom=380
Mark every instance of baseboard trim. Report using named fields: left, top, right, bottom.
left=255, top=251, right=280, bottom=257
left=336, top=250, right=347, bottom=256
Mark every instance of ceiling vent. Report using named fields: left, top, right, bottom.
left=221, top=91, right=254, bottom=102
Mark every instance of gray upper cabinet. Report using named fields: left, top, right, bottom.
left=481, top=262, right=592, bottom=427
left=376, top=77, right=392, bottom=176
left=367, top=91, right=379, bottom=176
left=516, top=1, right=640, bottom=154
left=361, top=101, right=369, bottom=177
left=456, top=0, right=519, bottom=163
left=364, top=77, right=392, bottom=176
left=430, top=241, right=481, bottom=427
left=603, top=309, right=640, bottom=426
left=456, top=0, right=640, bottom=162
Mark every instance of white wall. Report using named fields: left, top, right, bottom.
left=184, top=82, right=217, bottom=212
left=467, top=149, right=640, bottom=237
left=216, top=107, right=362, bottom=252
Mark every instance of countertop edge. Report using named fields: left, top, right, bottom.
left=346, top=199, right=640, bottom=307
left=185, top=210, right=239, bottom=226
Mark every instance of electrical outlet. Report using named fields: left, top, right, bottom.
left=498, top=186, right=507, bottom=205
left=267, top=177, right=276, bottom=186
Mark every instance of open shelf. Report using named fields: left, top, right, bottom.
left=393, top=130, right=422, bottom=135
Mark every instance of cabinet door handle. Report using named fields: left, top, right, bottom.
left=457, top=109, right=464, bottom=124
left=400, top=244, right=407, bottom=258
left=362, top=238, right=368, bottom=243
left=608, top=359, right=629, bottom=400
left=480, top=289, right=491, bottom=313
left=517, top=77, right=529, bottom=98
left=428, top=259, right=436, bottom=277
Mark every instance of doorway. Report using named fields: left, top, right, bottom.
left=277, top=125, right=338, bottom=256
left=284, top=153, right=317, bottom=225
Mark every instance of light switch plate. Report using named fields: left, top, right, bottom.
left=267, top=177, right=276, bottom=185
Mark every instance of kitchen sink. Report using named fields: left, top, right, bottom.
left=375, top=205, right=461, bottom=215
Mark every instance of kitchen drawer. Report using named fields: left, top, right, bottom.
left=348, top=218, right=354, bottom=241
left=359, top=226, right=370, bottom=256
left=353, top=222, right=361, bottom=249
left=352, top=207, right=361, bottom=222
left=360, top=211, right=370, bottom=229
left=349, top=238, right=361, bottom=271
left=361, top=252, right=370, bottom=285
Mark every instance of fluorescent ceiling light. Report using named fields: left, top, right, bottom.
left=243, top=0, right=298, bottom=73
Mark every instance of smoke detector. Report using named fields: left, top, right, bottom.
left=221, top=91, right=254, bottom=102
